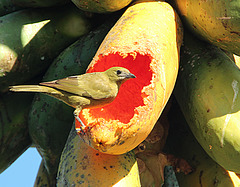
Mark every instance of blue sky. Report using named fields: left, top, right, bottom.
left=0, top=148, right=42, bottom=187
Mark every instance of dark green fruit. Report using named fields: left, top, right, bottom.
left=29, top=19, right=117, bottom=186
left=0, top=92, right=33, bottom=173
left=0, top=4, right=92, bottom=92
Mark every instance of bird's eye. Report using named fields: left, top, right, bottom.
left=116, top=70, right=122, bottom=75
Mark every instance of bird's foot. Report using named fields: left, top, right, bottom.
left=74, top=112, right=86, bottom=134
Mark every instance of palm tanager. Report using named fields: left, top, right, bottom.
left=9, top=67, right=136, bottom=131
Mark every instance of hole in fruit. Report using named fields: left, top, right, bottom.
left=78, top=52, right=153, bottom=127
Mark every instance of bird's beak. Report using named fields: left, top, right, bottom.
left=125, top=73, right=136, bottom=79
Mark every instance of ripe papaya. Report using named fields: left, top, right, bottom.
left=71, top=0, right=132, bottom=13
left=171, top=0, right=240, bottom=55
left=28, top=20, right=116, bottom=186
left=0, top=92, right=33, bottom=173
left=174, top=31, right=240, bottom=173
left=233, top=54, right=240, bottom=69
left=0, top=5, right=92, bottom=92
left=76, top=0, right=183, bottom=155
left=165, top=99, right=240, bottom=187
left=57, top=125, right=141, bottom=186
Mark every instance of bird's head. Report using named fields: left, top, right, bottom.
left=105, top=67, right=136, bottom=84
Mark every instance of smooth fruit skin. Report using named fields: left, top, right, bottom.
left=172, top=0, right=240, bottom=55
left=0, top=93, right=33, bottom=173
left=29, top=20, right=117, bottom=186
left=0, top=5, right=92, bottom=92
left=34, top=160, right=51, bottom=187
left=57, top=125, right=141, bottom=186
left=11, top=0, right=69, bottom=8
left=174, top=31, right=240, bottom=173
left=0, top=0, right=69, bottom=16
left=71, top=0, right=132, bottom=13
left=165, top=99, right=240, bottom=187
left=77, top=0, right=183, bottom=155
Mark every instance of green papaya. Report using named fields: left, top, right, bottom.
left=0, top=0, right=22, bottom=16
left=29, top=20, right=117, bottom=186
left=0, top=4, right=92, bottom=92
left=171, top=0, right=240, bottom=55
left=165, top=98, right=240, bottom=187
left=71, top=0, right=132, bottom=13
left=0, top=92, right=33, bottom=173
left=0, top=0, right=69, bottom=17
left=174, top=31, right=240, bottom=173
left=11, top=0, right=69, bottom=8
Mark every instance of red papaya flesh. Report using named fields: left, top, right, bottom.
left=76, top=0, right=183, bottom=155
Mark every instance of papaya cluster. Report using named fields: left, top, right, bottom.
left=1, top=0, right=240, bottom=186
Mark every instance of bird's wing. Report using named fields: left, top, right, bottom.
left=40, top=73, right=116, bottom=100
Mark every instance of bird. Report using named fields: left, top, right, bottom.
left=9, top=67, right=136, bottom=131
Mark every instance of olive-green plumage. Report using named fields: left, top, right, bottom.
left=9, top=67, right=135, bottom=128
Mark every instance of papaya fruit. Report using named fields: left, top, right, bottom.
left=0, top=92, right=33, bottom=173
left=34, top=160, right=51, bottom=187
left=171, top=0, right=240, bottom=55
left=76, top=0, right=183, bottom=155
left=57, top=125, right=141, bottom=186
left=163, top=166, right=179, bottom=187
left=71, top=0, right=132, bottom=13
left=0, top=0, right=70, bottom=17
left=227, top=171, right=240, bottom=186
left=165, top=98, right=240, bottom=187
left=174, top=31, right=240, bottom=173
left=29, top=20, right=116, bottom=186
left=233, top=54, right=240, bottom=69
left=11, top=0, right=69, bottom=8
left=0, top=4, right=92, bottom=92
left=0, top=0, right=22, bottom=16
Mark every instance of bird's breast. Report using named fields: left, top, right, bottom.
left=86, top=96, right=116, bottom=109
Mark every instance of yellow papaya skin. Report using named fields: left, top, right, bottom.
left=174, top=31, right=240, bottom=173
left=57, top=125, right=140, bottom=186
left=76, top=0, right=183, bottom=155
left=171, top=0, right=240, bottom=55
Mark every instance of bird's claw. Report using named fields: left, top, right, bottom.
left=74, top=112, right=86, bottom=134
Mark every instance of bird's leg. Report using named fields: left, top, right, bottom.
left=73, top=108, right=86, bottom=134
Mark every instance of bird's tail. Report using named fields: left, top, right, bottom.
left=9, top=85, right=63, bottom=96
